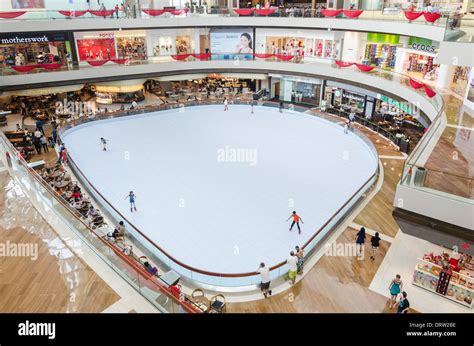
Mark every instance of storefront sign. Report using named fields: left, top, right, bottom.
left=0, top=32, right=67, bottom=44
left=367, top=33, right=400, bottom=44
left=408, top=37, right=438, bottom=53
left=379, top=95, right=414, bottom=115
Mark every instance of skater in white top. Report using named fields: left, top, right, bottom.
left=100, top=137, right=108, bottom=151
left=223, top=97, right=229, bottom=111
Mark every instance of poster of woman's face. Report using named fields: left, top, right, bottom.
left=11, top=0, right=45, bottom=9
left=210, top=29, right=254, bottom=55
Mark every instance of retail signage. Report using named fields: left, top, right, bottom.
left=0, top=32, right=67, bottom=44
left=380, top=95, right=414, bottom=115
left=367, top=33, right=400, bottom=44
left=408, top=37, right=438, bottom=53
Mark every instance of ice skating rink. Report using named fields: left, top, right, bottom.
left=63, top=105, right=378, bottom=275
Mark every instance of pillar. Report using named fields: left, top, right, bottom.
left=436, top=64, right=456, bottom=90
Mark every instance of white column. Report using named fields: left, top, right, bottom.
left=436, top=64, right=456, bottom=90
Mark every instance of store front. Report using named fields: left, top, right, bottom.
left=270, top=74, right=322, bottom=106
left=0, top=32, right=72, bottom=69
left=363, top=33, right=400, bottom=70
left=255, top=28, right=342, bottom=61
left=94, top=80, right=146, bottom=104
left=394, top=37, right=440, bottom=83
left=146, top=28, right=206, bottom=61
left=74, top=30, right=147, bottom=63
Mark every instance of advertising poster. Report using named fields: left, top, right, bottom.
left=210, top=28, right=253, bottom=59
left=11, top=0, right=45, bottom=8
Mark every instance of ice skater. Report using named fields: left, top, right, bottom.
left=100, top=137, right=108, bottom=151
left=287, top=211, right=303, bottom=234
left=250, top=101, right=254, bottom=114
left=125, top=191, right=137, bottom=212
left=223, top=97, right=229, bottom=111
left=279, top=101, right=283, bottom=113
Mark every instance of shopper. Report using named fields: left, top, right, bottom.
left=295, top=245, right=304, bottom=274
left=287, top=211, right=303, bottom=234
left=52, top=127, right=57, bottom=144
left=114, top=4, right=119, bottom=18
left=397, top=291, right=410, bottom=313
left=257, top=262, right=272, bottom=298
left=40, top=135, right=49, bottom=153
left=355, top=227, right=366, bottom=256
left=100, top=137, right=108, bottom=151
left=287, top=251, right=298, bottom=285
left=223, top=97, right=229, bottom=111
left=36, top=119, right=45, bottom=134
left=125, top=191, right=137, bottom=212
left=32, top=135, right=42, bottom=154
left=370, top=232, right=381, bottom=261
left=388, top=274, right=403, bottom=309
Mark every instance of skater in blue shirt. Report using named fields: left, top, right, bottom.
left=125, top=191, right=137, bottom=212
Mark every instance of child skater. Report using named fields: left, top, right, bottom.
left=286, top=211, right=303, bottom=234
left=100, top=137, right=108, bottom=151
left=125, top=191, right=137, bottom=212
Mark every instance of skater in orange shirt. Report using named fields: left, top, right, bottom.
left=286, top=211, right=303, bottom=234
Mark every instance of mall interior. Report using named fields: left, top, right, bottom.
left=0, top=0, right=473, bottom=316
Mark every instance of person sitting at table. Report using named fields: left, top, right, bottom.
left=16, top=124, right=22, bottom=132
left=143, top=261, right=158, bottom=275
left=71, top=190, right=82, bottom=200
left=108, top=221, right=126, bottom=240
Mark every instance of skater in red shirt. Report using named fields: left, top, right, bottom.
left=286, top=211, right=303, bottom=234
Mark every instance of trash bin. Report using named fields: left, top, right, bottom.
left=414, top=167, right=426, bottom=187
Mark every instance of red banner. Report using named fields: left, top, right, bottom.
left=142, top=9, right=166, bottom=16
left=11, top=65, right=38, bottom=73
left=88, top=10, right=115, bottom=17
left=234, top=8, right=255, bottom=16
left=275, top=54, right=294, bottom=61
left=253, top=53, right=274, bottom=59
left=166, top=9, right=189, bottom=15
left=192, top=53, right=211, bottom=60
left=111, top=58, right=128, bottom=64
left=423, top=12, right=441, bottom=22
left=404, top=11, right=423, bottom=21
left=355, top=63, right=375, bottom=72
left=171, top=54, right=191, bottom=60
left=58, top=10, right=88, bottom=17
left=0, top=11, right=26, bottom=19
left=321, top=9, right=343, bottom=17
left=39, top=63, right=63, bottom=70
left=335, top=60, right=354, bottom=67
left=342, top=10, right=363, bottom=18
left=255, top=8, right=276, bottom=16
left=409, top=78, right=424, bottom=89
left=424, top=85, right=436, bottom=98
left=86, top=60, right=109, bottom=67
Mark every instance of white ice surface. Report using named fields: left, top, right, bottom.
left=63, top=105, right=378, bottom=274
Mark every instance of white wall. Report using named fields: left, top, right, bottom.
left=341, top=31, right=366, bottom=62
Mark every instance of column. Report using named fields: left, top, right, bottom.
left=436, top=64, right=456, bottom=90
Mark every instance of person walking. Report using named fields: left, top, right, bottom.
left=287, top=251, right=298, bottom=285
left=100, top=137, right=108, bottom=151
left=36, top=119, right=45, bottom=135
left=388, top=274, right=403, bottom=309
left=370, top=232, right=381, bottom=261
left=223, top=97, right=228, bottom=111
left=287, top=211, right=303, bottom=234
left=114, top=4, right=119, bottom=18
left=295, top=245, right=304, bottom=274
left=40, top=135, right=49, bottom=153
left=355, top=227, right=366, bottom=257
left=397, top=291, right=410, bottom=313
left=125, top=191, right=137, bottom=212
left=257, top=262, right=272, bottom=298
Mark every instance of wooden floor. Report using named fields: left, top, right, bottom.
left=423, top=94, right=474, bottom=198
left=0, top=170, right=121, bottom=313
left=228, top=118, right=412, bottom=313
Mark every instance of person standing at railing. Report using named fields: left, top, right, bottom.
left=257, top=262, right=272, bottom=298
left=287, top=251, right=298, bottom=285
left=125, top=191, right=137, bottom=212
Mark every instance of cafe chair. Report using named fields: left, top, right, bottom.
left=191, top=288, right=204, bottom=300
left=210, top=294, right=226, bottom=313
